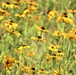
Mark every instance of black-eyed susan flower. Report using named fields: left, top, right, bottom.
left=47, top=10, right=57, bottom=21
left=5, top=28, right=21, bottom=37
left=31, top=36, right=47, bottom=42
left=0, top=8, right=10, bottom=17
left=15, top=8, right=29, bottom=17
left=63, top=28, right=76, bottom=40
left=37, top=69, right=48, bottom=74
left=35, top=25, right=49, bottom=32
left=29, top=65, right=35, bottom=74
left=56, top=12, right=73, bottom=24
left=63, top=17, right=73, bottom=24
left=53, top=30, right=62, bottom=36
left=46, top=54, right=63, bottom=61
left=52, top=54, right=63, bottom=61
left=15, top=13, right=24, bottom=17
left=1, top=2, right=19, bottom=8
left=55, top=51, right=65, bottom=56
left=15, top=45, right=30, bottom=53
left=3, top=56, right=15, bottom=69
left=17, top=45, right=30, bottom=51
left=67, top=9, right=76, bottom=14
left=25, top=0, right=39, bottom=14
left=2, top=2, right=13, bottom=8
left=4, top=20, right=18, bottom=29
left=0, top=26, right=21, bottom=37
left=11, top=30, right=21, bottom=37
left=48, top=44, right=61, bottom=52
left=23, top=8, right=29, bottom=15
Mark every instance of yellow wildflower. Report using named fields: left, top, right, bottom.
left=56, top=12, right=73, bottom=24
left=23, top=8, right=29, bottom=15
left=2, top=2, right=13, bottom=8
left=53, top=30, right=62, bottom=36
left=3, top=56, right=15, bottom=70
left=52, top=54, right=63, bottom=61
left=11, top=31, right=21, bottom=37
left=48, top=44, right=61, bottom=52
left=15, top=45, right=30, bottom=53
left=47, top=10, right=57, bottom=21
left=31, top=36, right=47, bottom=42
left=63, top=17, right=73, bottom=24
left=55, top=51, right=65, bottom=56
left=29, top=65, right=35, bottom=74
left=17, top=45, right=30, bottom=51
left=0, top=8, right=10, bottom=16
left=25, top=0, right=39, bottom=14
left=46, top=54, right=63, bottom=61
left=67, top=9, right=76, bottom=14
left=4, top=20, right=18, bottom=29
left=15, top=13, right=24, bottom=17
left=35, top=25, right=49, bottom=32
left=1, top=2, right=19, bottom=8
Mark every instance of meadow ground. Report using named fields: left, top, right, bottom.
left=0, top=0, right=76, bottom=75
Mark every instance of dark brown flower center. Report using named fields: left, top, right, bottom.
left=41, top=26, right=45, bottom=30
left=24, top=8, right=28, bottom=10
left=58, top=51, right=61, bottom=53
left=40, top=69, right=44, bottom=71
left=47, top=10, right=50, bottom=14
left=74, top=32, right=76, bottom=34
left=63, top=12, right=68, bottom=17
left=52, top=46, right=54, bottom=49
left=6, top=61, right=10, bottom=65
left=22, top=45, right=26, bottom=46
left=53, top=54, right=56, bottom=56
left=6, top=2, right=10, bottom=4
left=38, top=36, right=42, bottom=39
left=31, top=67, right=35, bottom=71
